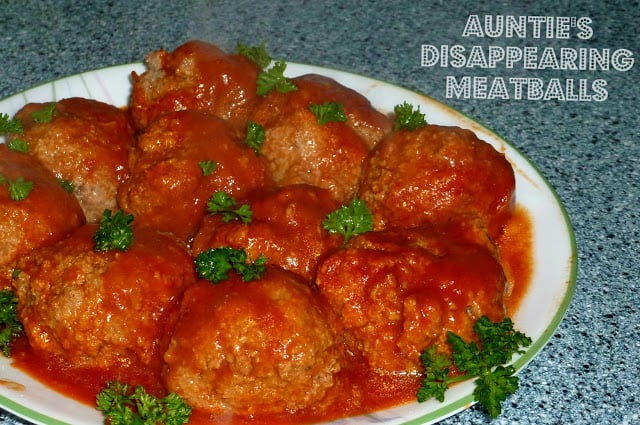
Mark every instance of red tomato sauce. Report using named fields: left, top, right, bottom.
left=496, top=206, right=533, bottom=314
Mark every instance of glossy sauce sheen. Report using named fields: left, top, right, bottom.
left=11, top=208, right=532, bottom=424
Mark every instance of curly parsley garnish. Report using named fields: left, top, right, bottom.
left=206, top=191, right=252, bottom=224
left=195, top=247, right=268, bottom=283
left=0, top=113, right=23, bottom=134
left=96, top=381, right=191, bottom=425
left=309, top=101, right=347, bottom=125
left=7, top=138, right=29, bottom=153
left=0, top=289, right=23, bottom=357
left=236, top=41, right=272, bottom=69
left=30, top=102, right=57, bottom=124
left=322, top=198, right=373, bottom=245
left=93, top=209, right=134, bottom=252
left=0, top=174, right=33, bottom=201
left=244, top=121, right=265, bottom=154
left=417, top=316, right=532, bottom=419
left=393, top=102, right=428, bottom=131
left=256, top=60, right=298, bottom=96
left=57, top=178, right=75, bottom=193
left=198, top=160, right=218, bottom=177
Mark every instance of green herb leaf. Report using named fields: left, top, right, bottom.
left=0, top=174, right=33, bottom=201
left=244, top=121, right=265, bottom=154
left=0, top=113, right=23, bottom=134
left=198, top=160, right=218, bottom=176
left=30, top=102, right=57, bottom=124
left=322, top=198, right=373, bottom=245
left=206, top=191, right=252, bottom=224
left=57, top=178, right=75, bottom=193
left=416, top=346, right=452, bottom=402
left=417, top=316, right=532, bottom=419
left=309, top=101, right=347, bottom=125
left=93, top=209, right=134, bottom=252
left=256, top=60, right=298, bottom=96
left=96, top=381, right=192, bottom=425
left=474, top=365, right=520, bottom=419
left=236, top=41, right=272, bottom=69
left=195, top=247, right=268, bottom=283
left=393, top=102, right=427, bottom=131
left=233, top=253, right=268, bottom=282
left=0, top=289, right=23, bottom=357
left=7, top=138, right=29, bottom=153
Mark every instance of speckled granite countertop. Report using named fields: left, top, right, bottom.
left=0, top=1, right=638, bottom=424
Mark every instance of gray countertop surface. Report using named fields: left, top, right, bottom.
left=0, top=1, right=638, bottom=424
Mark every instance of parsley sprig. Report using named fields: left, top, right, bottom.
left=30, top=102, right=57, bottom=124
left=236, top=41, right=272, bottom=69
left=7, top=138, right=29, bottom=153
left=0, top=174, right=33, bottom=201
left=256, top=60, right=297, bottom=96
left=206, top=191, right=252, bottom=224
left=93, top=209, right=134, bottom=252
left=0, top=289, right=23, bottom=357
left=322, top=198, right=373, bottom=245
left=195, top=247, right=268, bottom=283
left=198, top=160, right=218, bottom=176
left=57, top=178, right=75, bottom=193
left=96, top=381, right=191, bottom=425
left=309, top=101, right=347, bottom=125
left=417, top=316, right=532, bottom=419
left=244, top=121, right=266, bottom=154
left=0, top=113, right=24, bottom=134
left=393, top=102, right=427, bottom=131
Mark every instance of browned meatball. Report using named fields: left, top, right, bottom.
left=284, top=74, right=392, bottom=149
left=162, top=268, right=343, bottom=416
left=130, top=40, right=262, bottom=133
left=250, top=74, right=391, bottom=203
left=192, top=184, right=342, bottom=280
left=6, top=97, right=135, bottom=223
left=117, top=110, right=270, bottom=242
left=0, top=145, right=85, bottom=270
left=12, top=224, right=195, bottom=372
left=316, top=226, right=506, bottom=375
left=358, top=125, right=515, bottom=239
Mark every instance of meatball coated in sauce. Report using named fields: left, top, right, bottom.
left=130, top=40, right=262, bottom=133
left=0, top=145, right=85, bottom=269
left=316, top=226, right=507, bottom=374
left=12, top=225, right=195, bottom=371
left=250, top=74, right=391, bottom=204
left=117, top=110, right=270, bottom=242
left=7, top=98, right=135, bottom=223
left=284, top=74, right=392, bottom=149
left=192, top=184, right=342, bottom=280
left=358, top=125, right=515, bottom=239
left=162, top=268, right=343, bottom=416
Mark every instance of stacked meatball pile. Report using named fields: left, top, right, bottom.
left=0, top=40, right=516, bottom=421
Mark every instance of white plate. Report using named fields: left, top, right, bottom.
left=0, top=63, right=576, bottom=425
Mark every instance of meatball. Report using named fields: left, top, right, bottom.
left=250, top=74, right=391, bottom=203
left=12, top=224, right=195, bottom=372
left=358, top=125, right=515, bottom=238
left=162, top=268, right=343, bottom=416
left=316, top=226, right=507, bottom=374
left=6, top=97, right=135, bottom=223
left=117, top=110, right=270, bottom=241
left=279, top=74, right=392, bottom=149
left=0, top=144, right=85, bottom=269
left=192, top=184, right=342, bottom=280
left=130, top=40, right=262, bottom=133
